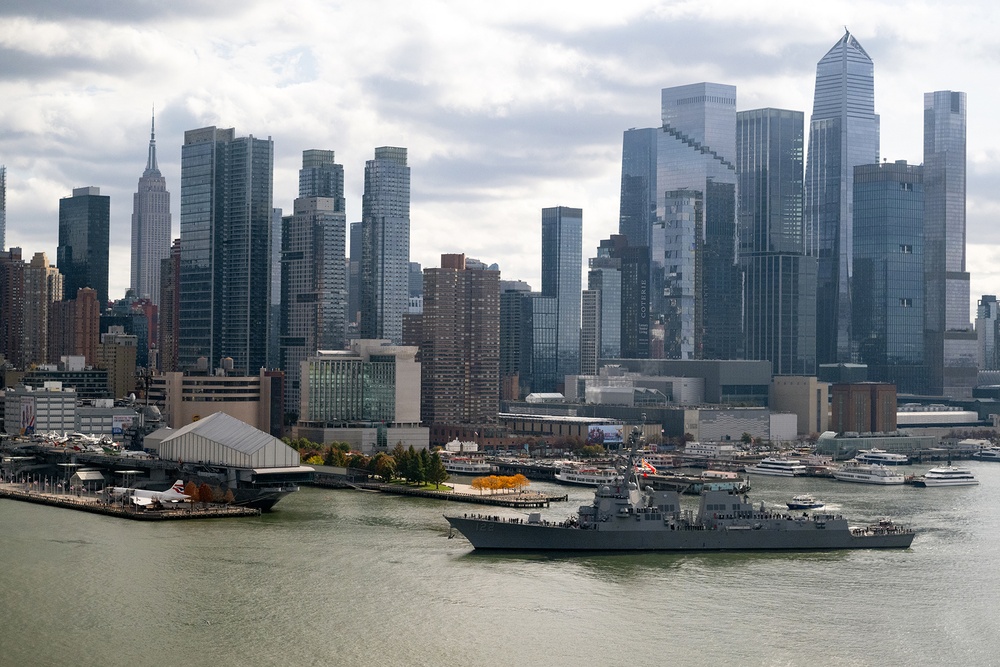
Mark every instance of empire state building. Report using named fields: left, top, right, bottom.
left=130, top=113, right=172, bottom=304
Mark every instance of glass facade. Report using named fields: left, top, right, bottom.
left=541, top=206, right=582, bottom=382
left=57, top=186, right=110, bottom=305
left=1, top=166, right=7, bottom=256
left=178, top=127, right=274, bottom=374
left=360, top=147, right=410, bottom=344
left=619, top=127, right=658, bottom=249
left=655, top=191, right=702, bottom=359
left=924, top=90, right=976, bottom=397
left=736, top=108, right=816, bottom=375
left=306, top=356, right=396, bottom=424
left=976, top=295, right=1000, bottom=371
left=298, top=149, right=346, bottom=209
left=130, top=115, right=171, bottom=305
left=657, top=83, right=741, bottom=360
left=852, top=161, right=925, bottom=392
left=520, top=294, right=557, bottom=395
left=804, top=31, right=880, bottom=365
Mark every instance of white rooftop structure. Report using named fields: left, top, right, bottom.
left=145, top=412, right=301, bottom=468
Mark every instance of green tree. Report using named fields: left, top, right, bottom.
left=426, top=452, right=449, bottom=489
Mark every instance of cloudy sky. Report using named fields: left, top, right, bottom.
left=1, top=0, right=998, bottom=318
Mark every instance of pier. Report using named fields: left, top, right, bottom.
left=0, top=483, right=261, bottom=520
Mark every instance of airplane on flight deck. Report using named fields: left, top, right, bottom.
left=107, top=480, right=191, bottom=507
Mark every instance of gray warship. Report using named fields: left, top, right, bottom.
left=445, top=431, right=915, bottom=552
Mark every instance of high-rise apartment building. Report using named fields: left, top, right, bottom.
left=269, top=207, right=283, bottom=369
left=23, top=252, right=63, bottom=367
left=158, top=238, right=180, bottom=371
left=657, top=83, right=741, bottom=360
left=580, top=289, right=601, bottom=376
left=348, top=221, right=362, bottom=330
left=541, top=206, right=582, bottom=384
left=130, top=115, right=171, bottom=304
left=298, top=149, right=346, bottom=205
left=419, top=254, right=500, bottom=427
left=852, top=161, right=925, bottom=393
left=178, top=126, right=273, bottom=374
left=280, top=150, right=348, bottom=413
left=619, top=128, right=658, bottom=249
left=976, top=295, right=1000, bottom=371
left=0, top=248, right=24, bottom=368
left=48, top=287, right=100, bottom=366
left=736, top=107, right=817, bottom=375
left=360, top=147, right=409, bottom=345
left=58, top=186, right=110, bottom=305
left=499, top=280, right=531, bottom=400
left=805, top=31, right=880, bottom=365
left=923, top=90, right=976, bottom=397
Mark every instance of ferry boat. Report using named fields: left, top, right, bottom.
left=912, top=466, right=979, bottom=487
left=832, top=463, right=905, bottom=485
left=854, top=449, right=909, bottom=466
left=554, top=466, right=620, bottom=486
left=972, top=447, right=1000, bottom=462
left=443, top=458, right=493, bottom=474
left=787, top=494, right=824, bottom=510
left=744, top=458, right=807, bottom=476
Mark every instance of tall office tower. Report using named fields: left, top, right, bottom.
left=23, top=253, right=63, bottom=367
left=280, top=194, right=347, bottom=413
left=976, top=295, right=1000, bottom=371
left=580, top=290, right=601, bottom=376
left=541, top=206, right=582, bottom=384
left=409, top=262, right=423, bottom=298
left=420, top=254, right=500, bottom=425
left=654, top=191, right=702, bottom=359
left=360, top=147, right=410, bottom=344
left=58, top=186, right=110, bottom=305
left=588, top=241, right=623, bottom=361
left=657, top=83, right=741, bottom=360
left=0, top=165, right=5, bottom=249
left=0, top=248, right=25, bottom=368
left=924, top=90, right=976, bottom=397
left=158, top=238, right=180, bottom=371
left=619, top=127, right=658, bottom=249
left=348, top=221, right=362, bottom=328
left=499, top=280, right=532, bottom=400
left=298, top=149, right=345, bottom=208
left=130, top=115, right=171, bottom=304
left=804, top=30, right=880, bottom=365
left=178, top=126, right=273, bottom=374
left=268, top=207, right=283, bottom=369
left=736, top=108, right=817, bottom=375
left=48, top=287, right=100, bottom=366
left=597, top=235, right=650, bottom=359
left=519, top=293, right=558, bottom=395
left=852, top=161, right=925, bottom=393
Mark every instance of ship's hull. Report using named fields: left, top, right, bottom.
left=445, top=516, right=914, bottom=551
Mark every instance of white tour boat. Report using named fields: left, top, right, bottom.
left=854, top=448, right=909, bottom=466
left=743, top=458, right=808, bottom=477
left=832, top=463, right=905, bottom=485
left=554, top=466, right=621, bottom=486
left=972, top=447, right=1000, bottom=462
left=443, top=458, right=494, bottom=474
left=912, top=466, right=979, bottom=487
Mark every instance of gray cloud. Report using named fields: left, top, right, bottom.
left=0, top=0, right=251, bottom=22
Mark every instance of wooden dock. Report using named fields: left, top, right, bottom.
left=0, top=484, right=261, bottom=520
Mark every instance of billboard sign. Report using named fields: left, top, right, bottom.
left=587, top=424, right=624, bottom=446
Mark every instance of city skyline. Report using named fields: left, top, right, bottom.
left=1, top=5, right=999, bottom=315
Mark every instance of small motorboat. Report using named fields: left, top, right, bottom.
left=786, top=494, right=824, bottom=510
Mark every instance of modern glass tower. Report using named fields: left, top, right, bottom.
left=619, top=127, right=658, bottom=249
left=130, top=114, right=171, bottom=305
left=178, top=126, right=274, bottom=374
left=0, top=165, right=5, bottom=250
left=541, top=206, right=583, bottom=384
left=736, top=108, right=816, bottom=375
left=654, top=191, right=702, bottom=359
left=976, top=295, right=999, bottom=371
left=804, top=30, right=880, bottom=365
left=924, top=90, right=976, bottom=397
left=657, top=82, right=741, bottom=360
left=360, top=147, right=410, bottom=345
left=281, top=150, right=348, bottom=412
left=58, top=186, right=110, bottom=305
left=852, top=161, right=925, bottom=393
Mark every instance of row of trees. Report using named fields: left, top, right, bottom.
left=283, top=437, right=451, bottom=488
left=469, top=474, right=530, bottom=495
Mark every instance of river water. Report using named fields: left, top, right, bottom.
left=1, top=462, right=998, bottom=666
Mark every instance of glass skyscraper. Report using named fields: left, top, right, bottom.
left=657, top=82, right=741, bottom=360
left=178, top=126, right=274, bottom=374
left=924, top=90, right=976, bottom=397
left=541, top=206, right=582, bottom=384
left=0, top=165, right=5, bottom=250
left=619, top=127, right=658, bottom=249
left=130, top=114, right=171, bottom=305
left=58, top=186, right=110, bottom=305
left=737, top=108, right=816, bottom=375
left=654, top=191, right=702, bottom=359
left=360, top=147, right=410, bottom=345
left=804, top=30, right=880, bottom=365
left=852, top=161, right=925, bottom=393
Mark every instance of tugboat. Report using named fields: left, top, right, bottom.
left=444, top=429, right=915, bottom=552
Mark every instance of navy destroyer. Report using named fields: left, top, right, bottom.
left=445, top=431, right=914, bottom=552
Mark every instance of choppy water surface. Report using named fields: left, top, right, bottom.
left=2, top=462, right=998, bottom=666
